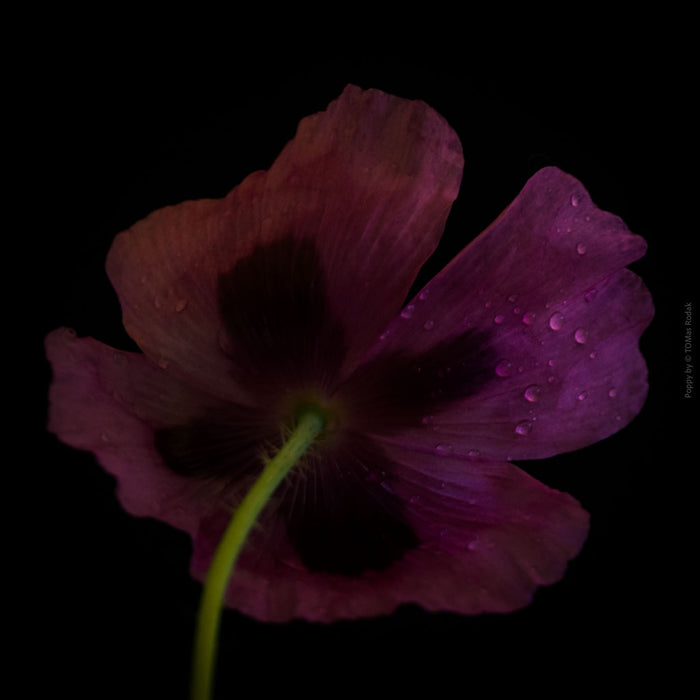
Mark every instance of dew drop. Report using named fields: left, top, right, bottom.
left=112, top=351, right=128, bottom=365
left=467, top=448, right=481, bottom=458
left=419, top=289, right=430, bottom=301
left=493, top=314, right=505, bottom=325
left=574, top=328, right=588, bottom=344
left=400, top=304, right=415, bottom=319
left=434, top=443, right=453, bottom=456
left=577, top=391, right=588, bottom=401
left=495, top=359, right=513, bottom=377
left=576, top=242, right=587, bottom=255
left=570, top=193, right=580, bottom=207
left=423, top=319, right=435, bottom=331
left=508, top=294, right=518, bottom=303
left=175, top=299, right=188, bottom=313
left=547, top=359, right=555, bottom=367
left=522, top=312, right=536, bottom=325
left=584, top=288, right=598, bottom=303
left=548, top=312, right=565, bottom=330
left=608, top=388, right=618, bottom=398
left=513, top=306, right=521, bottom=314
left=589, top=351, right=597, bottom=359
left=524, top=385, right=542, bottom=402
left=547, top=375, right=556, bottom=384
left=514, top=420, right=533, bottom=435
left=365, top=471, right=384, bottom=484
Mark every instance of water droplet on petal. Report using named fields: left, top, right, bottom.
left=577, top=391, right=588, bottom=401
left=574, top=328, right=588, bottom=344
left=99, top=432, right=110, bottom=444
left=524, top=385, right=542, bottom=402
left=175, top=299, right=188, bottom=312
left=571, top=193, right=580, bottom=207
left=400, top=304, right=415, bottom=319
left=584, top=288, right=598, bottom=303
left=493, top=314, right=505, bottom=324
left=467, top=448, right=481, bottom=458
left=419, top=289, right=430, bottom=301
left=514, top=420, right=533, bottom=435
left=513, top=306, right=521, bottom=315
left=522, top=312, right=536, bottom=325
left=589, top=351, right=597, bottom=359
left=549, top=312, right=565, bottom=330
left=434, top=443, right=453, bottom=456
left=576, top=242, right=587, bottom=255
left=547, top=359, right=555, bottom=367
left=608, top=388, right=618, bottom=398
left=423, top=320, right=435, bottom=331
left=495, top=359, right=513, bottom=377
left=547, top=375, right=556, bottom=384
left=158, top=358, right=170, bottom=370
left=112, top=351, right=128, bottom=365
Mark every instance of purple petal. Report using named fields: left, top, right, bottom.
left=190, top=443, right=587, bottom=622
left=44, top=328, right=258, bottom=533
left=351, top=167, right=653, bottom=461
left=106, top=86, right=463, bottom=400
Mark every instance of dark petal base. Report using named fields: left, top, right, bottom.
left=281, top=435, right=420, bottom=576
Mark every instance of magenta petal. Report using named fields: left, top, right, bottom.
left=189, top=444, right=587, bottom=622
left=45, top=328, right=234, bottom=533
left=106, top=86, right=463, bottom=397
left=359, top=167, right=653, bottom=461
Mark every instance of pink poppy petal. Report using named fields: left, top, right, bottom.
left=346, top=167, right=652, bottom=461
left=45, top=327, right=246, bottom=533
left=106, top=85, right=463, bottom=399
left=189, top=444, right=586, bottom=622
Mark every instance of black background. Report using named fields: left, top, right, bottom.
left=24, top=18, right=693, bottom=700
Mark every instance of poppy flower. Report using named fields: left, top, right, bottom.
left=45, top=85, right=652, bottom=628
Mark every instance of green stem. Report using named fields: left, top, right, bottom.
left=190, top=408, right=326, bottom=700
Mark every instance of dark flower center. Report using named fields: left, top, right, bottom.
left=155, top=235, right=498, bottom=577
